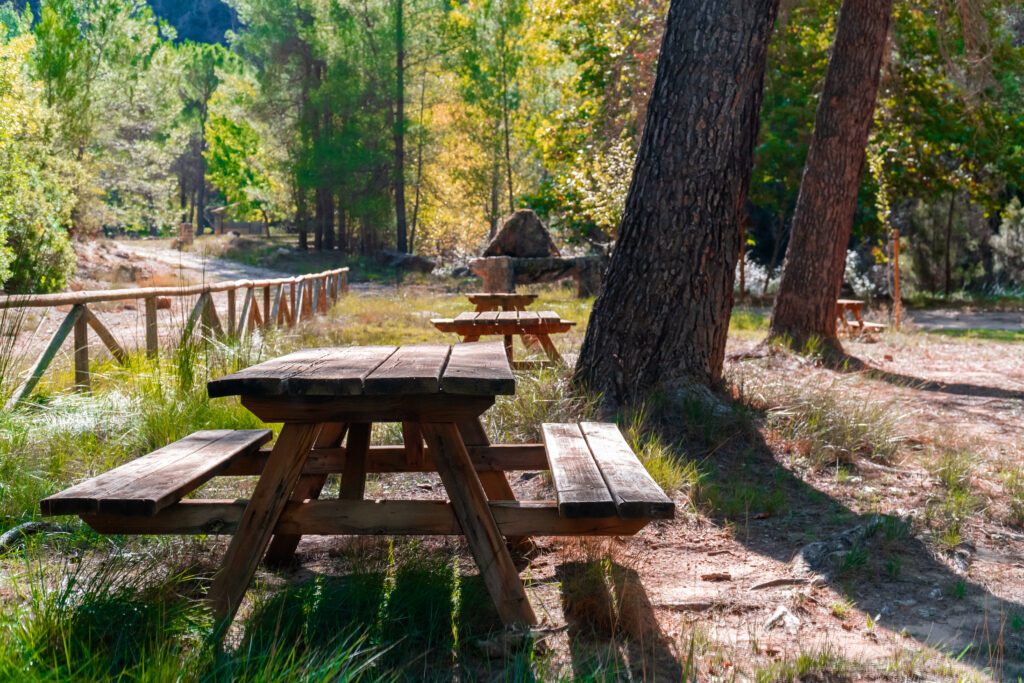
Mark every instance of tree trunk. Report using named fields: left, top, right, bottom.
left=489, top=155, right=500, bottom=239
left=394, top=0, right=408, bottom=252
left=409, top=69, right=428, bottom=254
left=768, top=0, right=894, bottom=350
left=574, top=0, right=779, bottom=409
left=944, top=191, right=955, bottom=297
left=297, top=187, right=309, bottom=251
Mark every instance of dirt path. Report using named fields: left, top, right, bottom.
left=114, top=241, right=294, bottom=282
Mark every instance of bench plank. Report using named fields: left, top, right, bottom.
left=542, top=423, right=616, bottom=518
left=41, top=429, right=272, bottom=517
left=579, top=422, right=675, bottom=519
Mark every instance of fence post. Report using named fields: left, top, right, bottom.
left=145, top=297, right=159, bottom=358
left=74, top=305, right=90, bottom=391
left=262, top=286, right=271, bottom=329
left=227, top=288, right=237, bottom=336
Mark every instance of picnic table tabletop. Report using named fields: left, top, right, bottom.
left=465, top=292, right=538, bottom=312
left=207, top=342, right=515, bottom=399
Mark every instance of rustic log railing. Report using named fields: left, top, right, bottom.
left=1, top=267, right=349, bottom=410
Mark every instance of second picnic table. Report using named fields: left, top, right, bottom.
left=431, top=310, right=575, bottom=365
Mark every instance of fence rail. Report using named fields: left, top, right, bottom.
left=2, top=267, right=349, bottom=410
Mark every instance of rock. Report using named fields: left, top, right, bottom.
left=469, top=256, right=515, bottom=293
left=484, top=209, right=560, bottom=258
left=156, top=297, right=172, bottom=310
left=377, top=249, right=435, bottom=274
left=468, top=255, right=606, bottom=297
left=764, top=605, right=801, bottom=633
left=0, top=522, right=58, bottom=553
left=451, top=265, right=472, bottom=278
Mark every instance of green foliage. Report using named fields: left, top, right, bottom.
left=0, top=31, right=76, bottom=292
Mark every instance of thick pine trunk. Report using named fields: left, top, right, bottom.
left=574, top=0, right=779, bottom=408
left=768, top=0, right=893, bottom=350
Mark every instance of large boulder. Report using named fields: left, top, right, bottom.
left=483, top=209, right=560, bottom=258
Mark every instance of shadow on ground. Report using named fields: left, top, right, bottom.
left=648, top=368, right=1024, bottom=680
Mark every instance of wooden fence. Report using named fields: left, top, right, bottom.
left=1, top=267, right=349, bottom=410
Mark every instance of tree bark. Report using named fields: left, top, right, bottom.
left=574, top=0, right=779, bottom=409
left=768, top=0, right=894, bottom=350
left=944, top=191, right=955, bottom=297
left=394, top=0, right=409, bottom=252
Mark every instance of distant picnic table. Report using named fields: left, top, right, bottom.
left=431, top=310, right=575, bottom=365
left=836, top=299, right=886, bottom=337
left=465, top=292, right=538, bottom=312
left=40, top=341, right=673, bottom=628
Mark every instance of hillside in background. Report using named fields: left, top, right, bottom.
left=12, top=0, right=237, bottom=43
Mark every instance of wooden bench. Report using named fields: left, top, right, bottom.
left=41, top=429, right=272, bottom=518
left=542, top=422, right=674, bottom=521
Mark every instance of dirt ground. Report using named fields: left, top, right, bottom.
left=11, top=240, right=1024, bottom=679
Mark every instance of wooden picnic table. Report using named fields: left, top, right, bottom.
left=41, top=340, right=673, bottom=630
left=465, top=292, right=538, bottom=312
left=836, top=299, right=885, bottom=336
left=431, top=310, right=575, bottom=365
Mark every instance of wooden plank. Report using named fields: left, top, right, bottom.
left=537, top=310, right=561, bottom=324
left=207, top=348, right=335, bottom=398
left=579, top=422, right=675, bottom=519
left=81, top=499, right=649, bottom=537
left=207, top=422, right=322, bottom=623
left=286, top=346, right=398, bottom=396
left=496, top=311, right=519, bottom=325
left=241, top=394, right=493, bottom=424
left=237, top=288, right=253, bottom=337
left=401, top=422, right=425, bottom=468
left=461, top=418, right=530, bottom=552
left=541, top=423, right=616, bottom=518
left=340, top=422, right=371, bottom=500
left=514, top=311, right=542, bottom=327
left=219, top=443, right=549, bottom=476
left=264, top=422, right=348, bottom=567
left=226, top=288, right=236, bottom=336
left=363, top=344, right=451, bottom=395
left=201, top=295, right=224, bottom=337
left=270, top=284, right=285, bottom=326
left=421, top=422, right=537, bottom=626
left=475, top=311, right=501, bottom=325
left=431, top=319, right=456, bottom=333
left=73, top=306, right=90, bottom=391
left=5, top=305, right=83, bottom=410
left=454, top=311, right=479, bottom=323
left=40, top=429, right=272, bottom=516
left=83, top=308, right=127, bottom=365
left=441, top=341, right=515, bottom=395
left=145, top=297, right=159, bottom=358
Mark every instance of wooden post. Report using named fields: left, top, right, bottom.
left=5, top=307, right=83, bottom=409
left=227, top=288, right=236, bottom=336
left=893, top=228, right=901, bottom=330
left=144, top=297, right=158, bottom=359
left=238, top=288, right=253, bottom=338
left=262, top=286, right=271, bottom=329
left=83, top=308, right=127, bottom=365
left=74, top=305, right=89, bottom=391
left=289, top=282, right=297, bottom=326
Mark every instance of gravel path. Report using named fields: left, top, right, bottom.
left=114, top=242, right=294, bottom=282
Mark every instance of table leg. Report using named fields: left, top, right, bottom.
left=462, top=335, right=480, bottom=343
left=458, top=419, right=530, bottom=553
left=536, top=333, right=563, bottom=363
left=402, top=422, right=425, bottom=468
left=264, top=422, right=349, bottom=567
left=421, top=422, right=537, bottom=627
left=503, top=335, right=514, bottom=363
left=208, top=422, right=322, bottom=624
left=341, top=422, right=371, bottom=500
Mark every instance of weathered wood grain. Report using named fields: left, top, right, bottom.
left=541, top=423, right=616, bottom=518
left=81, top=499, right=649, bottom=537
left=441, top=341, right=515, bottom=395
left=286, top=346, right=398, bottom=396
left=40, top=429, right=272, bottom=516
left=207, top=348, right=335, bottom=398
left=579, top=422, right=675, bottom=519
left=363, top=344, right=451, bottom=395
